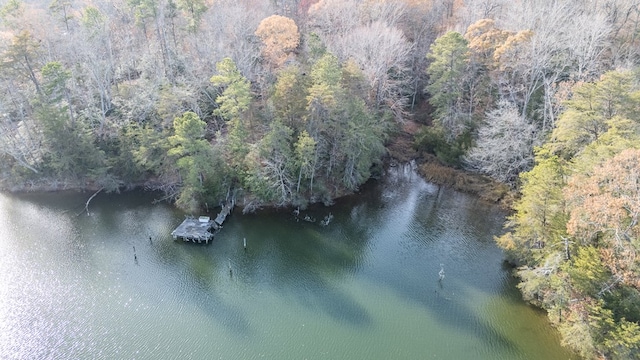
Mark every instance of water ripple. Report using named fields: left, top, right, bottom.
left=0, top=178, right=576, bottom=360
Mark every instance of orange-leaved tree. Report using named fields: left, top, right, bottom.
left=255, top=15, right=300, bottom=67
left=565, top=148, right=640, bottom=290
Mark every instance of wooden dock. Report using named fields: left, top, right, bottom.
left=214, top=197, right=235, bottom=226
left=172, top=198, right=235, bottom=244
left=171, top=216, right=218, bottom=244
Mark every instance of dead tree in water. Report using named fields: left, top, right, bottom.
left=76, top=188, right=103, bottom=216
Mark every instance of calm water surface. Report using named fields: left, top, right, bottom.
left=0, top=165, right=577, bottom=359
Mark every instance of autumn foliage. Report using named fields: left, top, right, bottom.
left=566, top=149, right=640, bottom=290
left=255, top=15, right=300, bottom=67
left=499, top=71, right=640, bottom=359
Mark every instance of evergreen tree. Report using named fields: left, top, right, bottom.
left=425, top=31, right=471, bottom=140
left=168, top=111, right=225, bottom=212
left=36, top=62, right=107, bottom=183
left=246, top=120, right=294, bottom=205
left=210, top=58, right=252, bottom=178
left=294, top=130, right=317, bottom=195
left=272, top=65, right=308, bottom=129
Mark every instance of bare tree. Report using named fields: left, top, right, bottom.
left=308, top=0, right=411, bottom=120
left=465, top=100, right=540, bottom=185
left=197, top=0, right=265, bottom=81
left=601, top=0, right=640, bottom=67
left=332, top=21, right=411, bottom=117
left=0, top=96, right=41, bottom=174
left=568, top=12, right=611, bottom=81
left=307, top=0, right=360, bottom=36
left=491, top=0, right=617, bottom=130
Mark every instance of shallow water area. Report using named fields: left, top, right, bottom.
left=0, top=165, right=577, bottom=359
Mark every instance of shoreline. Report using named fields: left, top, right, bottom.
left=1, top=130, right=516, bottom=212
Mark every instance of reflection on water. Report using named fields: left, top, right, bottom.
left=0, top=165, right=577, bottom=360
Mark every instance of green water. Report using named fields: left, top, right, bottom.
left=0, top=165, right=577, bottom=359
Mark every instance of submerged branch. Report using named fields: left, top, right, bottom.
left=77, top=187, right=103, bottom=216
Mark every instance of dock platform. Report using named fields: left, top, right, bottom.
left=172, top=198, right=235, bottom=244
left=171, top=216, right=218, bottom=244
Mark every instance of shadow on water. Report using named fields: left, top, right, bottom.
left=145, top=237, right=253, bottom=337
left=218, top=211, right=374, bottom=328
left=192, top=163, right=522, bottom=350
left=147, top=212, right=373, bottom=333
left=350, top=164, right=522, bottom=355
left=374, top=269, right=519, bottom=355
left=282, top=268, right=372, bottom=327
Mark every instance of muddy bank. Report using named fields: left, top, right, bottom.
left=385, top=120, right=516, bottom=209
left=0, top=179, right=102, bottom=193
left=416, top=154, right=515, bottom=208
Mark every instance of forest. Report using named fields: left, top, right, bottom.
left=1, top=0, right=640, bottom=358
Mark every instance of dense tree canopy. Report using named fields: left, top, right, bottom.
left=0, top=0, right=404, bottom=206
left=498, top=71, right=640, bottom=359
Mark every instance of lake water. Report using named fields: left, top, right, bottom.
left=0, top=165, right=576, bottom=359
